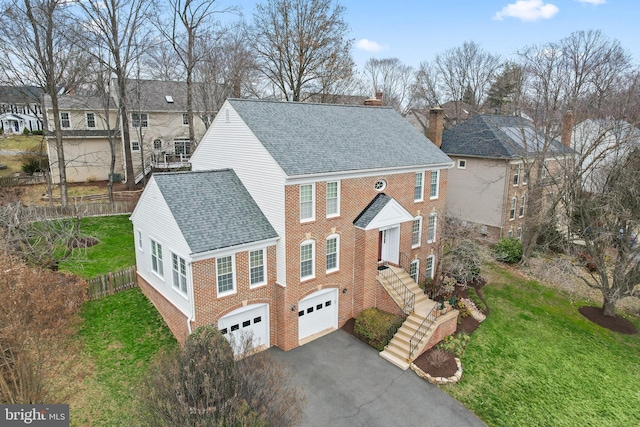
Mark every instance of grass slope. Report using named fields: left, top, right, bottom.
left=73, top=288, right=177, bottom=425
left=60, top=214, right=135, bottom=278
left=447, top=264, right=640, bottom=427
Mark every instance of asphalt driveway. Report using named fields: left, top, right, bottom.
left=268, top=330, right=486, bottom=427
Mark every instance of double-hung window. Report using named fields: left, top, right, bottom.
left=410, top=259, right=420, bottom=283
left=326, top=235, right=339, bottom=273
left=131, top=113, right=148, bottom=128
left=412, top=216, right=422, bottom=248
left=519, top=195, right=526, bottom=217
left=326, top=181, right=339, bottom=218
left=300, top=240, right=315, bottom=280
left=425, top=255, right=435, bottom=279
left=131, top=141, right=140, bottom=151
left=427, top=213, right=437, bottom=243
left=216, top=255, right=235, bottom=295
left=172, top=253, right=187, bottom=296
left=174, top=138, right=190, bottom=155
left=182, top=113, right=189, bottom=125
left=151, top=239, right=163, bottom=277
left=414, top=172, right=424, bottom=201
left=513, top=164, right=521, bottom=185
left=249, top=249, right=266, bottom=287
left=510, top=197, right=517, bottom=220
left=60, top=112, right=70, bottom=128
left=430, top=170, right=439, bottom=199
left=300, top=184, right=315, bottom=222
left=86, top=113, right=96, bottom=128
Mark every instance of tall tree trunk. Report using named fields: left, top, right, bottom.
left=117, top=76, right=135, bottom=190
left=602, top=297, right=617, bottom=317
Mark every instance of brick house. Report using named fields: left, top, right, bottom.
left=132, top=99, right=457, bottom=369
left=440, top=114, right=575, bottom=240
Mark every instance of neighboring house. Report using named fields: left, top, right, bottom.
left=571, top=118, right=640, bottom=192
left=406, top=100, right=480, bottom=136
left=0, top=85, right=44, bottom=133
left=440, top=113, right=575, bottom=240
left=43, top=79, right=208, bottom=183
left=132, top=99, right=457, bottom=369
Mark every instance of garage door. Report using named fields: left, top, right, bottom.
left=219, top=303, right=269, bottom=352
left=298, top=289, right=338, bottom=340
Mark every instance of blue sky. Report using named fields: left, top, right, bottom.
left=224, top=0, right=638, bottom=70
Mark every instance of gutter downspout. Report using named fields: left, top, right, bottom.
left=187, top=261, right=195, bottom=335
left=501, top=160, right=511, bottom=239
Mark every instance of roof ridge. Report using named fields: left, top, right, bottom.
left=228, top=98, right=394, bottom=110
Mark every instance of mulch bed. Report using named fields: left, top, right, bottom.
left=578, top=306, right=638, bottom=335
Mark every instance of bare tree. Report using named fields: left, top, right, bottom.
left=251, top=0, right=354, bottom=101
left=363, top=58, right=413, bottom=113
left=155, top=0, right=238, bottom=149
left=0, top=0, right=90, bottom=206
left=570, top=148, right=640, bottom=316
left=74, top=0, right=155, bottom=190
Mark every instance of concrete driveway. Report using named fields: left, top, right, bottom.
left=268, top=330, right=486, bottom=427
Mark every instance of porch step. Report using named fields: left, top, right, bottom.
left=379, top=348, right=410, bottom=370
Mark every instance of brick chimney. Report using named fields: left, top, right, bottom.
left=364, top=91, right=383, bottom=106
left=561, top=110, right=574, bottom=147
left=428, top=106, right=444, bottom=148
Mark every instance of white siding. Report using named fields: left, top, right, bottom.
left=190, top=102, right=289, bottom=286
left=131, top=178, right=193, bottom=317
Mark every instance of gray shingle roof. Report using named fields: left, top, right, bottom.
left=122, top=79, right=207, bottom=112
left=44, top=94, right=117, bottom=111
left=441, top=115, right=575, bottom=159
left=353, top=193, right=391, bottom=228
left=154, top=169, right=278, bottom=254
left=228, top=99, right=453, bottom=176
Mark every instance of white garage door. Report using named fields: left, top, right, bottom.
left=219, top=303, right=269, bottom=352
left=298, top=289, right=338, bottom=340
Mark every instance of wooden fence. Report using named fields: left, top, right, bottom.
left=14, top=201, right=138, bottom=221
left=42, top=189, right=142, bottom=204
left=0, top=174, right=47, bottom=187
left=87, top=266, right=137, bottom=300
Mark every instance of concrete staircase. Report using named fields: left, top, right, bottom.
left=377, top=266, right=438, bottom=370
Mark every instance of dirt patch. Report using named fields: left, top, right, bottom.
left=341, top=318, right=356, bottom=335
left=413, top=348, right=458, bottom=378
left=578, top=306, right=638, bottom=335
left=68, top=236, right=100, bottom=249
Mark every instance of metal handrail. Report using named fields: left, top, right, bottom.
left=409, top=303, right=438, bottom=359
left=379, top=263, right=415, bottom=315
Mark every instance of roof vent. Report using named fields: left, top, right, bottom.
left=165, top=95, right=174, bottom=103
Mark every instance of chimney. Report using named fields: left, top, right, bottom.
left=561, top=110, right=574, bottom=147
left=428, top=106, right=444, bottom=148
left=364, top=91, right=383, bottom=107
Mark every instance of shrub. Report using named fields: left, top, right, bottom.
left=445, top=239, right=482, bottom=284
left=467, top=287, right=487, bottom=312
left=31, top=130, right=43, bottom=136
left=419, top=277, right=438, bottom=298
left=21, top=157, right=47, bottom=175
left=456, top=300, right=471, bottom=318
left=354, top=308, right=398, bottom=351
left=438, top=333, right=471, bottom=358
left=22, top=127, right=30, bottom=135
left=427, top=348, right=450, bottom=368
left=494, top=237, right=522, bottom=263
left=578, top=252, right=597, bottom=272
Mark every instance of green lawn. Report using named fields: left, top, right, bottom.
left=60, top=214, right=135, bottom=278
left=447, top=264, right=640, bottom=427
left=73, top=288, right=178, bottom=426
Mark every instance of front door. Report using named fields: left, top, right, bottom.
left=379, top=226, right=400, bottom=265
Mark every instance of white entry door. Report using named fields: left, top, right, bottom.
left=298, top=289, right=338, bottom=340
left=380, top=226, right=400, bottom=265
left=218, top=303, right=269, bottom=352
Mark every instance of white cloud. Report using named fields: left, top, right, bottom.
left=494, top=0, right=559, bottom=21
left=356, top=39, right=387, bottom=52
left=576, top=0, right=606, bottom=4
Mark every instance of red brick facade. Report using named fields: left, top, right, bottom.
left=141, top=169, right=449, bottom=351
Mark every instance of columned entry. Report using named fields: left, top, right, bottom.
left=379, top=226, right=400, bottom=265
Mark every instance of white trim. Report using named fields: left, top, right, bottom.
left=360, top=197, right=414, bottom=231
left=300, top=183, right=316, bottom=223
left=426, top=213, right=437, bottom=244
left=457, top=159, right=467, bottom=169
left=325, top=234, right=340, bottom=273
left=171, top=252, right=189, bottom=299
left=509, top=197, right=517, bottom=220
left=150, top=238, right=164, bottom=279
left=519, top=195, right=526, bottom=218
left=513, top=164, right=521, bottom=186
left=411, top=216, right=423, bottom=248
left=189, top=237, right=279, bottom=262
left=249, top=248, right=267, bottom=289
left=60, top=111, right=70, bottom=129
left=284, top=162, right=455, bottom=185
left=216, top=254, right=236, bottom=297
left=425, top=255, right=435, bottom=279
left=414, top=171, right=424, bottom=202
left=300, top=239, right=315, bottom=281
left=137, top=270, right=191, bottom=318
left=137, top=229, right=143, bottom=251
left=325, top=180, right=340, bottom=218
left=410, top=258, right=420, bottom=283
left=429, top=170, right=440, bottom=199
